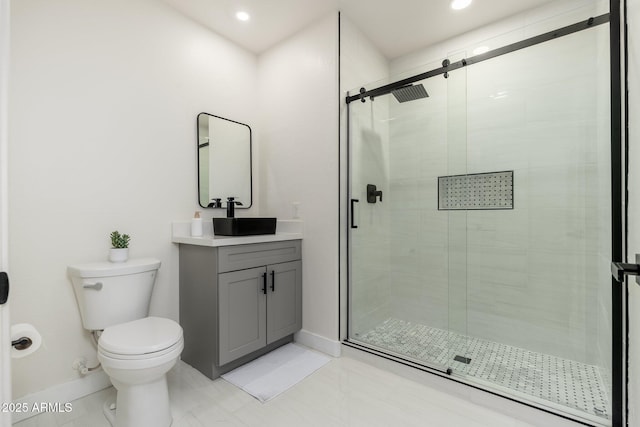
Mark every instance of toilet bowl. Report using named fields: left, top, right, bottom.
left=97, top=317, right=183, bottom=427
left=67, top=258, right=183, bottom=427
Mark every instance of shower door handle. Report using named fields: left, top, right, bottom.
left=350, top=199, right=359, bottom=229
left=0, top=272, right=8, bottom=305
left=611, top=254, right=640, bottom=285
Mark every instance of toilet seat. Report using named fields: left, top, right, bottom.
left=98, top=316, right=183, bottom=358
left=99, top=338, right=183, bottom=361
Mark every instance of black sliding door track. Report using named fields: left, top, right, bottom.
left=345, top=13, right=610, bottom=104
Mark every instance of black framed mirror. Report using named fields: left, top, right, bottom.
left=197, top=113, right=252, bottom=209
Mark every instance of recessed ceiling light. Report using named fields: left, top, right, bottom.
left=451, top=0, right=472, bottom=10
left=235, top=11, right=250, bottom=21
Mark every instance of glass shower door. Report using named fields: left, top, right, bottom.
left=443, top=52, right=471, bottom=376
left=454, top=21, right=613, bottom=423
left=348, top=88, right=395, bottom=358
left=348, top=58, right=468, bottom=372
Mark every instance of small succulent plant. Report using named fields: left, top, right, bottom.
left=110, top=231, right=130, bottom=249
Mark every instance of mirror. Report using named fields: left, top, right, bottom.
left=197, top=113, right=252, bottom=209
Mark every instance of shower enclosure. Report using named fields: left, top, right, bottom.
left=346, top=2, right=620, bottom=425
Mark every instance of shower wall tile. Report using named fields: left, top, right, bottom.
left=527, top=164, right=598, bottom=209
left=466, top=247, right=529, bottom=289
left=466, top=210, right=528, bottom=251
left=529, top=207, right=594, bottom=254
left=466, top=309, right=589, bottom=363
left=465, top=132, right=529, bottom=173
left=525, top=124, right=598, bottom=168
left=351, top=273, right=392, bottom=336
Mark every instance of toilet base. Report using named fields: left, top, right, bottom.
left=104, top=376, right=172, bottom=427
left=102, top=399, right=116, bottom=426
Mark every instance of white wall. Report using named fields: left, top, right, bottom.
left=9, top=0, right=258, bottom=398
left=258, top=13, right=340, bottom=342
left=627, top=0, right=640, bottom=425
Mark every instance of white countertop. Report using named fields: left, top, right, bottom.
left=172, top=219, right=303, bottom=247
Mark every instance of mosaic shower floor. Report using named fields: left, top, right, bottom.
left=356, top=318, right=610, bottom=421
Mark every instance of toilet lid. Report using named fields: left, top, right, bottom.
left=99, top=317, right=183, bottom=356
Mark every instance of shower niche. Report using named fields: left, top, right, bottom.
left=437, top=171, right=513, bottom=210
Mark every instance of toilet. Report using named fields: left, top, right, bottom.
left=67, top=258, right=183, bottom=427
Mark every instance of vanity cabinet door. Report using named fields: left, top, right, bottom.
left=266, top=260, right=302, bottom=344
left=218, top=266, right=267, bottom=365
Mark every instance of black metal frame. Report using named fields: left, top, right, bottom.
left=609, top=0, right=625, bottom=425
left=344, top=3, right=626, bottom=425
left=196, top=112, right=253, bottom=210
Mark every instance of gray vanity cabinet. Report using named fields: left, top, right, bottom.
left=218, top=260, right=302, bottom=365
left=179, top=239, right=302, bottom=379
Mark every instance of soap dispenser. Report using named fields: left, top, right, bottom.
left=191, top=211, right=203, bottom=237
left=226, top=197, right=243, bottom=218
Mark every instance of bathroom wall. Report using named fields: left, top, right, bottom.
left=9, top=0, right=259, bottom=398
left=339, top=16, right=392, bottom=337
left=257, top=13, right=340, bottom=343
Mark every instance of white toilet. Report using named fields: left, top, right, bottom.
left=67, top=258, right=183, bottom=427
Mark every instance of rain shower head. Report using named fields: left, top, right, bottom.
left=391, top=84, right=429, bottom=103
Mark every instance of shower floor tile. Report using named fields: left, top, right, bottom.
left=356, top=318, right=610, bottom=421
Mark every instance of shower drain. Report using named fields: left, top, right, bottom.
left=454, top=355, right=472, bottom=364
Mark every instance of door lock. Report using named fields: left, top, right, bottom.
left=611, top=254, right=640, bottom=285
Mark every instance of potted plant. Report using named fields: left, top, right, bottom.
left=109, top=230, right=130, bottom=263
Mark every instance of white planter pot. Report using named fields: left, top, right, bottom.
left=109, top=248, right=129, bottom=263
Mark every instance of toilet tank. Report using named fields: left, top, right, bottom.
left=67, top=258, right=161, bottom=331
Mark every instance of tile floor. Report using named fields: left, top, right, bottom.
left=12, top=352, right=571, bottom=427
left=356, top=318, right=610, bottom=421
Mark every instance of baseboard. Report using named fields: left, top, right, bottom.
left=11, top=371, right=111, bottom=423
left=294, top=329, right=341, bottom=357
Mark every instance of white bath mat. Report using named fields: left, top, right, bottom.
left=221, top=343, right=331, bottom=402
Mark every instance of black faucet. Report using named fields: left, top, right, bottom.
left=226, top=197, right=243, bottom=218
left=208, top=198, right=222, bottom=208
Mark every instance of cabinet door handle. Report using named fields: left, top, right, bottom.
left=262, top=272, right=267, bottom=294
left=270, top=270, right=275, bottom=292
